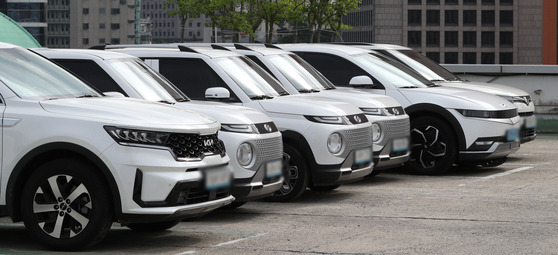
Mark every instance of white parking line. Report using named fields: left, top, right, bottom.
left=214, top=233, right=267, bottom=247
left=174, top=251, right=196, bottom=255
left=479, top=166, right=533, bottom=180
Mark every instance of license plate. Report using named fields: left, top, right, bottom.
left=392, top=137, right=409, bottom=152
left=525, top=117, right=537, bottom=128
left=266, top=159, right=283, bottom=178
left=355, top=147, right=372, bottom=164
left=205, top=169, right=231, bottom=190
left=506, top=128, right=520, bottom=142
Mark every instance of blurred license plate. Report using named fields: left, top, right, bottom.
left=393, top=138, right=409, bottom=152
left=506, top=128, right=520, bottom=142
left=205, top=169, right=230, bottom=190
left=266, top=160, right=283, bottom=178
left=525, top=117, right=537, bottom=128
left=355, top=147, right=372, bottom=164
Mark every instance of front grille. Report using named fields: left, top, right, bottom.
left=254, top=136, right=283, bottom=165
left=521, top=127, right=536, bottom=138
left=166, top=133, right=226, bottom=159
left=176, top=187, right=230, bottom=206
left=342, top=126, right=373, bottom=156
left=380, top=118, right=410, bottom=138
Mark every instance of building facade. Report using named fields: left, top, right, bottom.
left=341, top=0, right=548, bottom=64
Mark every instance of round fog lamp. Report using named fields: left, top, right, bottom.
left=237, top=142, right=254, bottom=166
left=327, top=133, right=343, bottom=154
left=372, top=123, right=382, bottom=142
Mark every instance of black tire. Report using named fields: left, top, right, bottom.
left=126, top=220, right=181, bottom=232
left=308, top=184, right=341, bottom=192
left=406, top=116, right=457, bottom=175
left=265, top=144, right=308, bottom=202
left=21, top=158, right=113, bottom=251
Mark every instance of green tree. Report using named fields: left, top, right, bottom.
left=165, top=0, right=202, bottom=43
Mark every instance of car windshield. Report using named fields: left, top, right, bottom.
left=352, top=52, right=433, bottom=88
left=106, top=58, right=188, bottom=102
left=266, top=54, right=324, bottom=92
left=0, top=47, right=101, bottom=100
left=214, top=56, right=288, bottom=99
left=387, top=49, right=459, bottom=81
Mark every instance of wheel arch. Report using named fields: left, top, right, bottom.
left=6, top=142, right=122, bottom=222
left=405, top=103, right=466, bottom=151
left=280, top=130, right=316, bottom=178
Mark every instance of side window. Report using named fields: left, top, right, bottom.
left=294, top=52, right=381, bottom=88
left=54, top=60, right=127, bottom=95
left=157, top=58, right=239, bottom=101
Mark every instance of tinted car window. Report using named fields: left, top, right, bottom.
left=55, top=59, right=128, bottom=95
left=246, top=55, right=277, bottom=79
left=157, top=58, right=239, bottom=101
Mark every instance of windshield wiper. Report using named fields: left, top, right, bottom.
left=430, top=79, right=446, bottom=82
left=158, top=100, right=175, bottom=105
left=250, top=95, right=275, bottom=100
left=299, top=89, right=314, bottom=93
left=76, top=94, right=99, bottom=98
left=448, top=77, right=463, bottom=81
left=399, top=86, right=420, bottom=88
left=278, top=91, right=289, bottom=96
left=175, top=98, right=190, bottom=102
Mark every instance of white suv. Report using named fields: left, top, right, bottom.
left=228, top=44, right=410, bottom=171
left=0, top=43, right=234, bottom=250
left=35, top=48, right=284, bottom=207
left=107, top=45, right=375, bottom=202
left=278, top=44, right=521, bottom=175
left=345, top=43, right=536, bottom=143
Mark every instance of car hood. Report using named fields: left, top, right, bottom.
left=178, top=100, right=273, bottom=124
left=316, top=90, right=402, bottom=108
left=438, top=81, right=530, bottom=97
left=402, top=86, right=518, bottom=111
left=40, top=97, right=220, bottom=133
left=258, top=94, right=363, bottom=116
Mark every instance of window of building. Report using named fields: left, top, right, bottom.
left=463, top=31, right=476, bottom=47
left=408, top=0, right=421, bottom=4
left=99, top=38, right=106, bottom=44
left=99, top=23, right=105, bottom=29
left=83, top=8, right=89, bottom=14
left=426, top=52, right=440, bottom=63
left=189, top=22, right=192, bottom=27
left=197, top=22, right=201, bottom=27
left=189, top=31, right=192, bottom=36
left=445, top=0, right=458, bottom=4
left=481, top=10, right=495, bottom=26
left=111, top=8, right=120, bottom=15
left=426, top=0, right=439, bottom=4
left=197, top=31, right=201, bottom=36
left=83, top=38, right=89, bottom=45
left=83, top=23, right=89, bottom=30
left=99, top=8, right=105, bottom=14
left=500, top=52, right=513, bottom=64
left=445, top=10, right=458, bottom=26
left=500, top=31, right=513, bottom=47
left=444, top=52, right=458, bottom=64
left=445, top=31, right=458, bottom=47
left=111, top=38, right=120, bottom=44
left=500, top=10, right=513, bottom=26
left=500, top=0, right=513, bottom=6
left=463, top=10, right=477, bottom=26
left=408, top=31, right=422, bottom=46
left=481, top=52, right=495, bottom=64
left=463, top=0, right=476, bottom=5
left=481, top=31, right=494, bottom=47
left=463, top=52, right=476, bottom=64
left=120, top=0, right=127, bottom=4
left=426, top=31, right=440, bottom=46
left=426, top=10, right=440, bottom=26
left=482, top=0, right=495, bottom=5
left=408, top=10, right=422, bottom=26
left=111, top=23, right=120, bottom=30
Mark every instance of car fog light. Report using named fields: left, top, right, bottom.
left=372, top=123, right=382, bottom=142
left=237, top=142, right=254, bottom=166
left=327, top=133, right=343, bottom=154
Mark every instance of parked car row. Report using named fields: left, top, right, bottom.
left=0, top=41, right=534, bottom=250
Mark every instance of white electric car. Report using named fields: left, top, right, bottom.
left=35, top=48, right=284, bottom=207
left=105, top=45, right=374, bottom=202
left=0, top=43, right=234, bottom=250
left=226, top=44, right=410, bottom=171
left=278, top=44, right=522, bottom=175
left=344, top=43, right=536, bottom=143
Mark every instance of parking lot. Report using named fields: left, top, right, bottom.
left=1, top=136, right=557, bottom=254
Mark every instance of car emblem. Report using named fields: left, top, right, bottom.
left=264, top=124, right=273, bottom=132
left=203, top=139, right=214, bottom=147
left=500, top=103, right=507, bottom=108
left=392, top=108, right=399, bottom=115
left=354, top=115, right=361, bottom=123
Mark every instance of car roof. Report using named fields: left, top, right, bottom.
left=107, top=44, right=243, bottom=59
left=33, top=48, right=135, bottom=60
left=276, top=43, right=372, bottom=55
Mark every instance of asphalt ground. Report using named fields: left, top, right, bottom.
left=1, top=135, right=557, bottom=254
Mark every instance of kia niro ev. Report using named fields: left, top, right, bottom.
left=278, top=44, right=521, bottom=175
left=0, top=43, right=234, bottom=250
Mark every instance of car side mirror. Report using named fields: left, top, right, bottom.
left=103, top=91, right=126, bottom=98
left=349, top=76, right=375, bottom=88
left=205, top=87, right=230, bottom=100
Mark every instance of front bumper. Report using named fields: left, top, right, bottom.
left=459, top=140, right=520, bottom=161
left=519, top=113, right=536, bottom=143
left=311, top=146, right=374, bottom=186
left=371, top=116, right=411, bottom=170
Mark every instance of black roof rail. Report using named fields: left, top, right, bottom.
left=264, top=43, right=281, bottom=49
left=89, top=44, right=110, bottom=50
left=211, top=44, right=230, bottom=51
left=178, top=45, right=199, bottom=53
left=233, top=44, right=252, bottom=51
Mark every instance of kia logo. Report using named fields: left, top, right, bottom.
left=354, top=116, right=361, bottom=123
left=264, top=124, right=273, bottom=132
left=203, top=139, right=214, bottom=147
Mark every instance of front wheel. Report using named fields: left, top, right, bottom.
left=406, top=116, right=457, bottom=175
left=265, top=144, right=308, bottom=202
left=21, top=158, right=113, bottom=251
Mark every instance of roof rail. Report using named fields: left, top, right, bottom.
left=211, top=44, right=230, bottom=51
left=264, top=43, right=281, bottom=49
left=89, top=44, right=109, bottom=50
left=178, top=45, right=199, bottom=53
left=233, top=44, right=252, bottom=51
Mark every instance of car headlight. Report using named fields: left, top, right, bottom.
left=372, top=123, right=382, bottom=142
left=327, top=133, right=343, bottom=154
left=305, top=116, right=350, bottom=125
left=104, top=126, right=169, bottom=146
left=221, top=123, right=257, bottom=133
left=456, top=109, right=518, bottom=118
left=237, top=142, right=254, bottom=166
left=360, top=108, right=386, bottom=116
